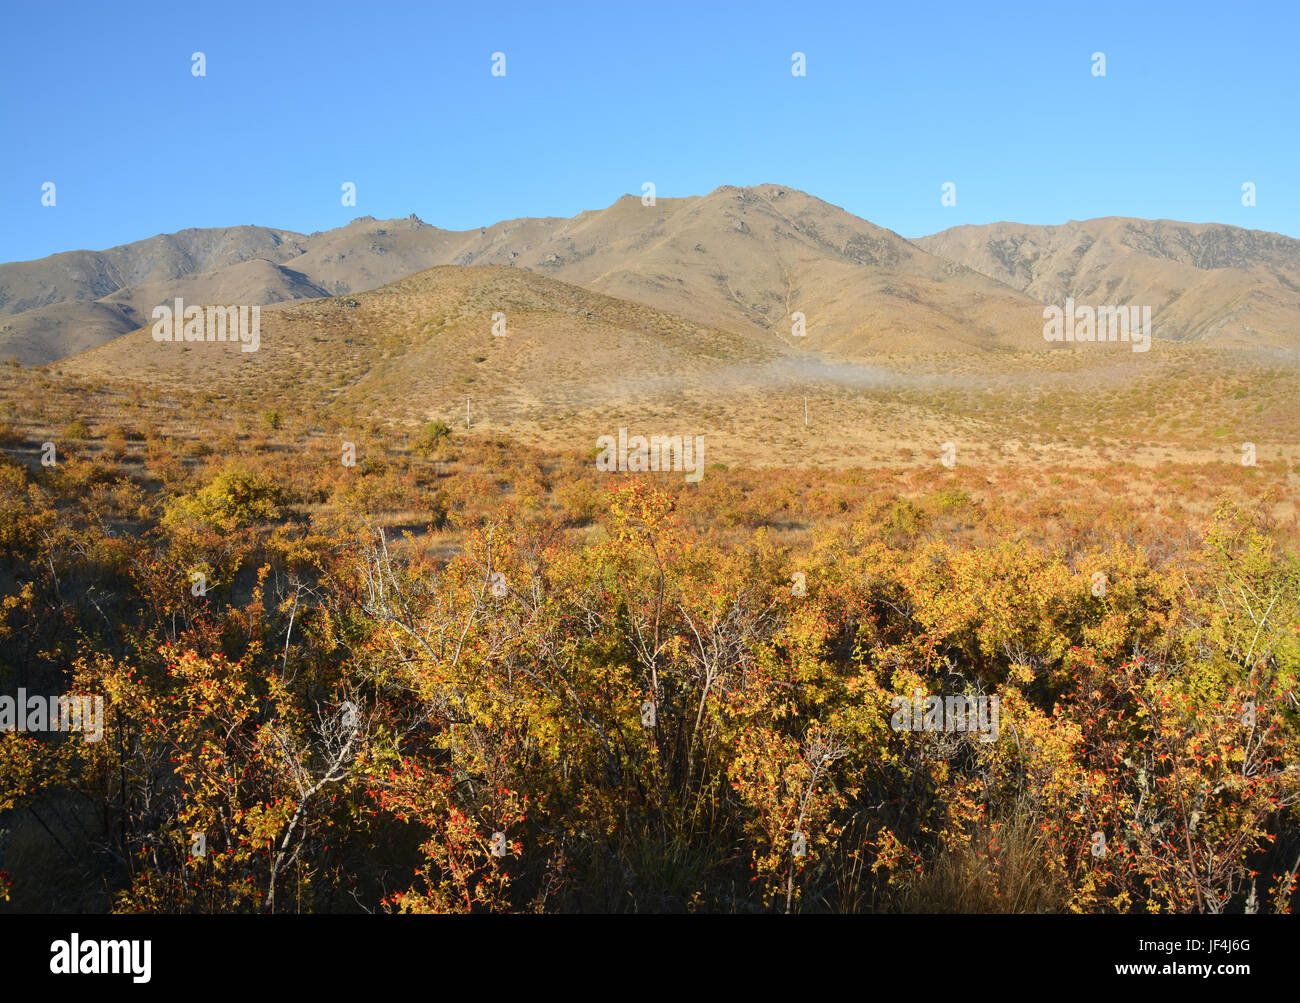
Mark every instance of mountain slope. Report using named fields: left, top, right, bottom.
left=425, top=184, right=1048, bottom=354
left=916, top=218, right=1300, bottom=347
left=0, top=225, right=306, bottom=316
left=60, top=264, right=778, bottom=428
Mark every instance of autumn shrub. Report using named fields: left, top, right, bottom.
left=162, top=463, right=289, bottom=535
left=0, top=460, right=54, bottom=558
left=412, top=420, right=452, bottom=459
left=63, top=418, right=91, bottom=440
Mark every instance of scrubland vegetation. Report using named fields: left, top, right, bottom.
left=0, top=367, right=1297, bottom=914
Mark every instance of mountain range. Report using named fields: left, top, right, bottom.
left=6, top=185, right=1299, bottom=366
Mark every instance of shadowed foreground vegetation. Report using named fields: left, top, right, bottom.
left=0, top=368, right=1297, bottom=914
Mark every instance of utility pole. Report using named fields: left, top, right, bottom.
left=804, top=396, right=809, bottom=427
left=467, top=396, right=471, bottom=430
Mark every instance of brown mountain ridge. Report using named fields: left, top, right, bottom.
left=5, top=187, right=1299, bottom=364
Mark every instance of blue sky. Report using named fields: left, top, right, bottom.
left=2, top=0, right=1296, bottom=263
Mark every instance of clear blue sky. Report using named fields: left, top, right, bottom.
left=2, top=0, right=1296, bottom=263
